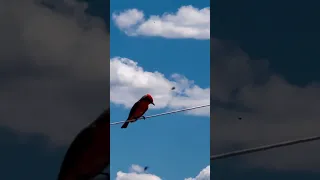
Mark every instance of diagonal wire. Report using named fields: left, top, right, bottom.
left=211, top=135, right=320, bottom=160
left=110, top=104, right=210, bottom=126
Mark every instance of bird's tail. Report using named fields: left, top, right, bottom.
left=121, top=121, right=129, bottom=128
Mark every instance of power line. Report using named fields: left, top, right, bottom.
left=211, top=135, right=320, bottom=160
left=110, top=104, right=210, bottom=126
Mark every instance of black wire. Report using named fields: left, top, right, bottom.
left=211, top=135, right=320, bottom=160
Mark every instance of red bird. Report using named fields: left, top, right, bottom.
left=121, top=94, right=155, bottom=129
left=57, top=108, right=110, bottom=180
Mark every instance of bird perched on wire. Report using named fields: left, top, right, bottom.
left=121, top=94, right=155, bottom=129
left=57, top=108, right=110, bottom=180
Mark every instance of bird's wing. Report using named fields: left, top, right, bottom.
left=58, top=109, right=110, bottom=180
left=139, top=106, right=149, bottom=117
left=127, top=102, right=149, bottom=121
left=127, top=101, right=140, bottom=120
left=58, top=125, right=95, bottom=179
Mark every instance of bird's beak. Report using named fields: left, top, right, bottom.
left=151, top=102, right=155, bottom=106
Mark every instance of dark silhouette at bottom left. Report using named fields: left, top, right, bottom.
left=57, top=108, right=110, bottom=180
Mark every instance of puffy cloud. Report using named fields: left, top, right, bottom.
left=185, top=166, right=210, bottom=180
left=112, top=6, right=210, bottom=40
left=116, top=165, right=161, bottom=180
left=112, top=9, right=145, bottom=29
left=110, top=57, right=210, bottom=116
left=130, top=164, right=145, bottom=173
left=115, top=164, right=209, bottom=180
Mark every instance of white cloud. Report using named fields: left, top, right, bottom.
left=116, top=165, right=161, bottom=180
left=185, top=166, right=210, bottom=180
left=115, top=165, right=210, bottom=180
left=116, top=172, right=162, bottom=180
left=112, top=9, right=145, bottom=29
left=110, top=57, right=210, bottom=116
left=130, top=164, right=145, bottom=173
left=112, top=5, right=210, bottom=40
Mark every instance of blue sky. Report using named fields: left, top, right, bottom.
left=110, top=0, right=210, bottom=179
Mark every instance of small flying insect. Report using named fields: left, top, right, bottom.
left=144, top=166, right=149, bottom=171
